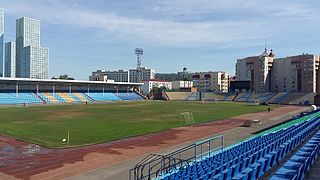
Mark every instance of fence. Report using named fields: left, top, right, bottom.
left=129, top=135, right=224, bottom=180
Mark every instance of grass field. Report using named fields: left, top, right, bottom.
left=0, top=101, right=275, bottom=148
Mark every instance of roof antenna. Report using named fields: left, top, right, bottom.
left=264, top=38, right=267, bottom=50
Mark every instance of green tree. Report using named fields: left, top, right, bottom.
left=57, top=74, right=75, bottom=80
left=150, top=86, right=167, bottom=100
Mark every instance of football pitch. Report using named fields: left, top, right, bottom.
left=0, top=101, right=275, bottom=148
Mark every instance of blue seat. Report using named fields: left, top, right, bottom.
left=157, top=111, right=320, bottom=180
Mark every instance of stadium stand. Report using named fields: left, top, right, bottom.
left=268, top=92, right=290, bottom=104
left=57, top=93, right=76, bottom=103
left=277, top=93, right=312, bottom=105
left=0, top=92, right=42, bottom=104
left=235, top=91, right=253, bottom=102
left=130, top=110, right=320, bottom=180
left=270, top=131, right=320, bottom=179
left=165, top=112, right=319, bottom=180
left=0, top=91, right=144, bottom=105
left=73, top=92, right=93, bottom=102
left=223, top=92, right=238, bottom=101
left=85, top=92, right=122, bottom=101
left=186, top=92, right=199, bottom=101
left=163, top=91, right=316, bottom=105
left=38, top=93, right=66, bottom=103
left=255, top=92, right=276, bottom=103
left=115, top=92, right=145, bottom=100
left=203, top=93, right=225, bottom=101
left=164, top=92, right=193, bottom=101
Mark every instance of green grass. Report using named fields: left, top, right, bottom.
left=0, top=101, right=276, bottom=148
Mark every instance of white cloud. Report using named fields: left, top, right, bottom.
left=2, top=0, right=319, bottom=47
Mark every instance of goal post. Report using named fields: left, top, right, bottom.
left=180, top=112, right=195, bottom=125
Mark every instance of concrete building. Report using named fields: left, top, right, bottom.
left=16, top=17, right=49, bottom=79
left=23, top=46, right=49, bottom=79
left=129, top=67, right=155, bottom=83
left=0, top=8, right=4, bottom=77
left=193, top=71, right=229, bottom=93
left=236, top=49, right=274, bottom=93
left=236, top=50, right=319, bottom=93
left=141, top=79, right=172, bottom=94
left=155, top=72, right=193, bottom=81
left=89, top=70, right=129, bottom=82
left=271, top=54, right=319, bottom=93
left=90, top=67, right=155, bottom=83
left=155, top=68, right=193, bottom=81
left=171, top=81, right=193, bottom=90
left=4, top=41, right=16, bottom=77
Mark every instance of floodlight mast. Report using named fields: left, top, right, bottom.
left=135, top=48, right=143, bottom=83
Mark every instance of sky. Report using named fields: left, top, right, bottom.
left=1, top=0, right=320, bottom=80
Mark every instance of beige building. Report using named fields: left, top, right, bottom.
left=271, top=54, right=319, bottom=93
left=193, top=71, right=229, bottom=93
left=236, top=49, right=274, bottom=93
left=236, top=50, right=319, bottom=93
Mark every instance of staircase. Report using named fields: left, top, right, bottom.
left=43, top=93, right=58, bottom=103
left=57, top=93, right=74, bottom=103
left=74, top=93, right=88, bottom=102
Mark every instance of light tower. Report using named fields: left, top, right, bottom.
left=135, top=48, right=143, bottom=83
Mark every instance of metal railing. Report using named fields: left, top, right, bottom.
left=129, top=135, right=224, bottom=180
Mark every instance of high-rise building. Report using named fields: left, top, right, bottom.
left=4, top=41, right=16, bottom=77
left=0, top=8, right=4, bottom=77
left=236, top=49, right=275, bottom=92
left=271, top=54, right=319, bottom=93
left=16, top=17, right=48, bottom=79
left=236, top=50, right=320, bottom=93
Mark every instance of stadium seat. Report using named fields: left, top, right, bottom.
left=115, top=92, right=144, bottom=100
left=156, top=110, right=320, bottom=180
left=0, top=92, right=42, bottom=104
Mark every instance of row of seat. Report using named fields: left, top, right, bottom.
left=0, top=92, right=144, bottom=105
left=157, top=110, right=320, bottom=180
left=184, top=92, right=237, bottom=101
left=38, top=92, right=92, bottom=103
left=164, top=91, right=310, bottom=104
left=0, top=93, right=42, bottom=104
left=270, top=131, right=320, bottom=180
left=115, top=92, right=145, bottom=100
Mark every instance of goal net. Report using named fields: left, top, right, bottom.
left=180, top=112, right=195, bottom=125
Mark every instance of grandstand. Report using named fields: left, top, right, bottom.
left=130, top=109, right=320, bottom=180
left=163, top=92, right=192, bottom=101
left=203, top=93, right=225, bottom=101
left=163, top=91, right=315, bottom=105
left=0, top=92, right=42, bottom=104
left=234, top=91, right=253, bottom=102
left=0, top=78, right=144, bottom=105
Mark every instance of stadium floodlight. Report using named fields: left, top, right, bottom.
left=135, top=48, right=143, bottom=56
left=135, top=48, right=143, bottom=83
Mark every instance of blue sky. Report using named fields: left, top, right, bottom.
left=1, top=0, right=319, bottom=80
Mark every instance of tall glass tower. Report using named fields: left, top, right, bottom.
left=16, top=17, right=48, bottom=79
left=0, top=8, right=4, bottom=77
left=5, top=41, right=16, bottom=78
